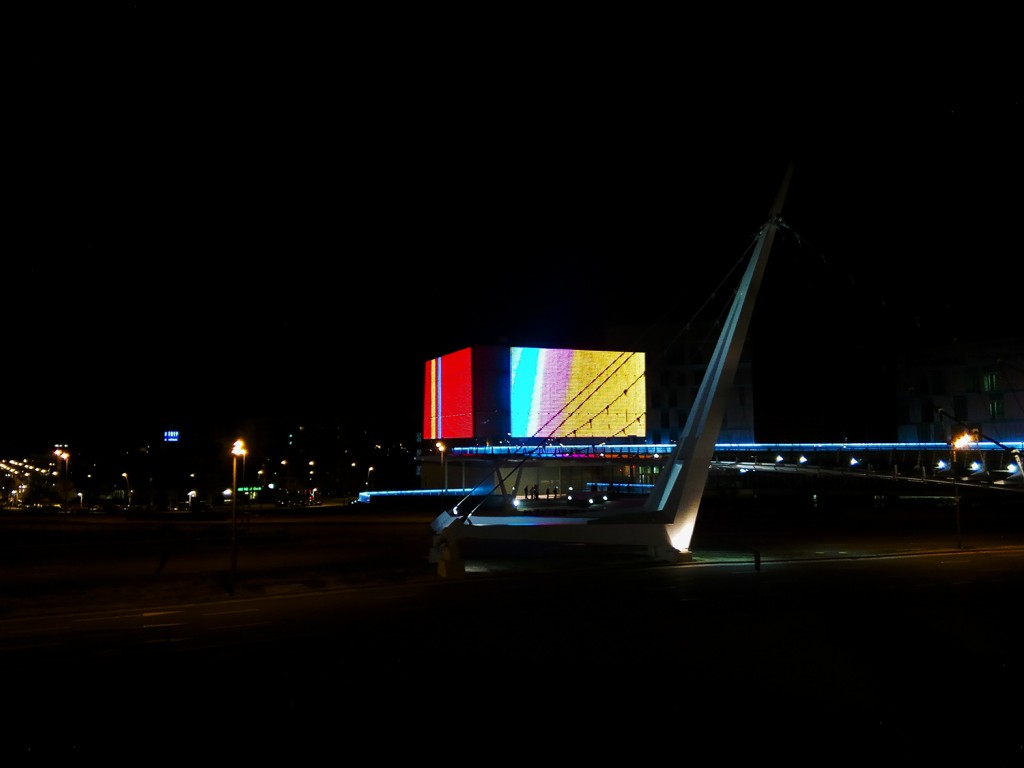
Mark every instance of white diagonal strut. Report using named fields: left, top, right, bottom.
left=644, top=163, right=793, bottom=553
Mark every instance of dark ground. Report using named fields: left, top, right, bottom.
left=1, top=492, right=1022, bottom=617
left=2, top=494, right=1023, bottom=763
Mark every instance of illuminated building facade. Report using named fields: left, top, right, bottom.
left=423, top=345, right=649, bottom=443
left=897, top=336, right=1024, bottom=447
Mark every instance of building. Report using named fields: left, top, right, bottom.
left=412, top=333, right=1024, bottom=500
left=416, top=325, right=755, bottom=495
left=897, top=335, right=1024, bottom=451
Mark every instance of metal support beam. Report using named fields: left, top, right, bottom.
left=652, top=163, right=793, bottom=553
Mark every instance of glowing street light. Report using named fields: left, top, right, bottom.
left=953, top=434, right=972, bottom=451
left=366, top=466, right=374, bottom=489
left=121, top=473, right=131, bottom=509
left=230, top=439, right=247, bottom=594
left=436, top=441, right=447, bottom=494
left=950, top=432, right=973, bottom=549
left=54, top=449, right=70, bottom=506
left=54, top=449, right=70, bottom=479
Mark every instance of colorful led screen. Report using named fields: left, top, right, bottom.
left=423, top=347, right=474, bottom=440
left=510, top=347, right=646, bottom=439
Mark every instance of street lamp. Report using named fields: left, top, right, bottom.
left=54, top=449, right=70, bottom=479
left=366, top=466, right=374, bottom=489
left=436, top=441, right=446, bottom=494
left=54, top=449, right=70, bottom=507
left=951, top=432, right=971, bottom=550
left=230, top=439, right=247, bottom=594
left=121, top=473, right=131, bottom=510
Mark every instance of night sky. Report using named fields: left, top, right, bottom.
left=5, top=10, right=1022, bottom=454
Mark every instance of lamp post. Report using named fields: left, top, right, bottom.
left=230, top=439, right=247, bottom=594
left=54, top=449, right=70, bottom=507
left=54, top=449, right=69, bottom=479
left=436, top=441, right=446, bottom=494
left=951, top=433, right=970, bottom=550
left=121, top=473, right=131, bottom=511
left=366, top=466, right=374, bottom=490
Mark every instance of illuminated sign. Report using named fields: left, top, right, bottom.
left=510, top=347, right=645, bottom=439
left=424, top=346, right=645, bottom=441
left=423, top=347, right=474, bottom=440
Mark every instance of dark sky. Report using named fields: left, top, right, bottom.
left=5, top=10, right=1022, bottom=453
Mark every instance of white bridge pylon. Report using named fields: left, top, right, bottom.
left=428, top=164, right=794, bottom=577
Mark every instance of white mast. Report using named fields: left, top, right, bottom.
left=647, top=163, right=793, bottom=552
